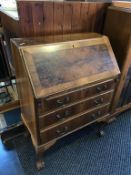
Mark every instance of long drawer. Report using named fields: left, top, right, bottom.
left=39, top=91, right=113, bottom=129
left=40, top=104, right=110, bottom=144
left=37, top=79, right=114, bottom=114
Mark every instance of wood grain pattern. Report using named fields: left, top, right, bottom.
left=43, top=2, right=54, bottom=35
left=104, top=6, right=131, bottom=69
left=81, top=3, right=90, bottom=32
left=112, top=1, right=131, bottom=8
left=71, top=2, right=82, bottom=33
left=37, top=79, right=114, bottom=114
left=40, top=104, right=110, bottom=144
left=17, top=1, right=34, bottom=37
left=63, top=2, right=72, bottom=34
left=32, top=2, right=44, bottom=36
left=16, top=1, right=109, bottom=37
left=11, top=41, right=40, bottom=145
left=104, top=6, right=131, bottom=112
left=111, top=37, right=131, bottom=112
left=21, top=36, right=119, bottom=98
left=54, top=2, right=64, bottom=35
left=34, top=45, right=113, bottom=88
left=39, top=91, right=113, bottom=128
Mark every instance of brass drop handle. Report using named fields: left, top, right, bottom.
left=103, top=84, right=108, bottom=89
left=96, top=86, right=102, bottom=92
left=56, top=96, right=70, bottom=106
left=56, top=126, right=68, bottom=136
left=65, top=96, right=70, bottom=102
left=99, top=98, right=104, bottom=103
left=94, top=100, right=99, bottom=105
left=94, top=98, right=104, bottom=105
left=91, top=113, right=96, bottom=120
left=97, top=111, right=101, bottom=116
left=56, top=99, right=64, bottom=105
left=96, top=84, right=108, bottom=92
left=56, top=114, right=62, bottom=119
left=64, top=110, right=70, bottom=116
left=56, top=110, right=70, bottom=120
left=91, top=111, right=101, bottom=120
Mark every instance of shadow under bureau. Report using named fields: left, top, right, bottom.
left=11, top=33, right=120, bottom=170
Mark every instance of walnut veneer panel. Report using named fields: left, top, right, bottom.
left=20, top=36, right=120, bottom=98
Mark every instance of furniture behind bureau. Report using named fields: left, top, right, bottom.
left=11, top=33, right=120, bottom=169
left=104, top=5, right=131, bottom=114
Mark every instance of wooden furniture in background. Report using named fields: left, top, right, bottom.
left=0, top=100, right=19, bottom=113
left=104, top=6, right=131, bottom=114
left=0, top=8, right=19, bottom=76
left=112, top=1, right=131, bottom=8
left=11, top=33, right=120, bottom=169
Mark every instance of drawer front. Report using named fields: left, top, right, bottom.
left=39, top=91, right=113, bottom=129
left=40, top=104, right=109, bottom=144
left=37, top=79, right=114, bottom=114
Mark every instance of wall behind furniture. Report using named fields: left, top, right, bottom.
left=17, top=1, right=109, bottom=37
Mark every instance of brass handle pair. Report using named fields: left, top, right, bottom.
left=96, top=84, right=108, bottom=92
left=56, top=126, right=68, bottom=136
left=91, top=111, right=101, bottom=120
left=56, top=110, right=70, bottom=120
left=94, top=98, right=104, bottom=105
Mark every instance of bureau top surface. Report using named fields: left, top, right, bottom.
left=19, top=35, right=120, bottom=98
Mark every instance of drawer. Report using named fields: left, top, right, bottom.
left=37, top=79, right=114, bottom=114
left=39, top=91, right=113, bottom=129
left=40, top=104, right=110, bottom=144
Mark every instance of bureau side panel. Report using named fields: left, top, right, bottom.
left=11, top=42, right=40, bottom=145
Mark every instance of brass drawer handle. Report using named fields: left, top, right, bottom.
left=94, top=100, right=99, bottom=105
left=96, top=84, right=108, bottom=93
left=64, top=110, right=70, bottom=117
left=103, top=84, right=108, bottom=89
left=56, top=99, right=64, bottom=105
left=91, top=113, right=96, bottom=120
left=56, top=114, right=62, bottom=120
left=56, top=126, right=68, bottom=136
left=94, top=98, right=104, bottom=105
left=56, top=96, right=70, bottom=106
left=91, top=111, right=101, bottom=120
left=97, top=111, right=101, bottom=116
left=96, top=86, right=102, bottom=93
left=66, top=96, right=70, bottom=102
left=56, top=110, right=70, bottom=120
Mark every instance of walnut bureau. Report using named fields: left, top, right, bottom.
left=11, top=33, right=120, bottom=170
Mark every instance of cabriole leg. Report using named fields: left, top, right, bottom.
left=36, top=150, right=45, bottom=170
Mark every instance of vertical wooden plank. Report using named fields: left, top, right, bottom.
left=71, top=2, right=82, bottom=33
left=94, top=4, right=108, bottom=33
left=43, top=1, right=54, bottom=35
left=54, top=2, right=64, bottom=35
left=17, top=1, right=34, bottom=37
left=111, top=37, right=131, bottom=112
left=17, top=1, right=109, bottom=37
left=32, top=2, right=44, bottom=36
left=71, top=2, right=81, bottom=33
left=63, top=2, right=72, bottom=35
left=88, top=3, right=97, bottom=32
left=81, top=3, right=90, bottom=32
